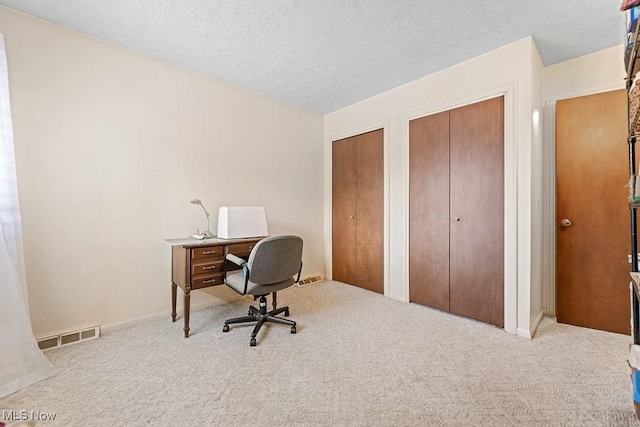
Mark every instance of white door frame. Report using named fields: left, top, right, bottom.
left=324, top=120, right=391, bottom=297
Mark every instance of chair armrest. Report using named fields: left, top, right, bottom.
left=226, top=254, right=246, bottom=267
left=223, top=253, right=250, bottom=295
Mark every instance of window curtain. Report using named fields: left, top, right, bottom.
left=0, top=34, right=55, bottom=399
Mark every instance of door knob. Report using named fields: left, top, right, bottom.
left=454, top=217, right=460, bottom=222
left=349, top=215, right=354, bottom=219
left=560, top=218, right=572, bottom=228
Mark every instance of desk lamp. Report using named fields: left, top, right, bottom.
left=190, top=199, right=214, bottom=239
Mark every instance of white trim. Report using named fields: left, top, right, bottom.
left=324, top=120, right=391, bottom=297
left=504, top=83, right=518, bottom=336
left=546, top=81, right=625, bottom=104
left=400, top=82, right=518, bottom=335
left=101, top=285, right=307, bottom=335
left=99, top=296, right=246, bottom=334
left=518, top=309, right=546, bottom=339
left=542, top=102, right=557, bottom=316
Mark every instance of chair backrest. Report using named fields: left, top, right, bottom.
left=247, top=235, right=303, bottom=285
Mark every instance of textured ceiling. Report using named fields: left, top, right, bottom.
left=0, top=0, right=625, bottom=113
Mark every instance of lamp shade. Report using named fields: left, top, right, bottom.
left=217, top=207, right=268, bottom=239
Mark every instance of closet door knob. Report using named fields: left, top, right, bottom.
left=350, top=215, right=354, bottom=219
left=454, top=217, right=460, bottom=222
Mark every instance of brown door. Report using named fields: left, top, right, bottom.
left=556, top=89, right=629, bottom=334
left=332, top=129, right=384, bottom=293
left=409, top=97, right=504, bottom=327
left=332, top=137, right=357, bottom=284
left=409, top=111, right=450, bottom=312
left=449, top=97, right=504, bottom=327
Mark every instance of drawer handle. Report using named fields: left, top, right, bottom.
left=203, top=265, right=217, bottom=270
left=202, top=250, right=218, bottom=255
left=202, top=278, right=217, bottom=284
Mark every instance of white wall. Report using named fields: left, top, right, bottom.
left=544, top=45, right=625, bottom=102
left=325, top=37, right=540, bottom=337
left=4, top=3, right=623, bottom=340
left=0, top=7, right=324, bottom=338
left=528, top=39, right=545, bottom=336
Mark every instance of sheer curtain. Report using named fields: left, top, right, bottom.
left=0, top=34, right=55, bottom=399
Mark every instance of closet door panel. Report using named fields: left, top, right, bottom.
left=356, top=129, right=384, bottom=293
left=409, top=111, right=450, bottom=311
left=449, top=96, right=504, bottom=327
left=332, top=136, right=358, bottom=285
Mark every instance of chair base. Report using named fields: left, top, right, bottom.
left=223, top=295, right=296, bottom=346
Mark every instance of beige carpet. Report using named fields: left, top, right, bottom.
left=0, top=281, right=636, bottom=426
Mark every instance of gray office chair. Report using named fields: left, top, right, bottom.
left=222, top=235, right=303, bottom=346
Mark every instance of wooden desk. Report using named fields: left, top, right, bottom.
left=166, top=237, right=262, bottom=337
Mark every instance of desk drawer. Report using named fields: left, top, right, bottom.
left=192, top=259, right=224, bottom=276
left=192, top=246, right=224, bottom=260
left=192, top=273, right=224, bottom=290
left=227, top=242, right=258, bottom=257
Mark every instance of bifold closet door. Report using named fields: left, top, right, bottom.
left=332, top=137, right=358, bottom=284
left=449, top=97, right=504, bottom=327
left=332, top=129, right=383, bottom=294
left=409, top=96, right=504, bottom=327
left=409, top=111, right=450, bottom=311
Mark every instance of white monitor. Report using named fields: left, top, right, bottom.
left=217, top=207, right=268, bottom=239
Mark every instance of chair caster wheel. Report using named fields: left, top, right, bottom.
left=223, top=324, right=229, bottom=332
left=248, top=309, right=252, bottom=315
left=284, top=310, right=290, bottom=317
left=291, top=326, right=297, bottom=334
left=250, top=337, right=257, bottom=346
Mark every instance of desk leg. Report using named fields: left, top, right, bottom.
left=272, top=292, right=277, bottom=311
left=183, top=290, right=191, bottom=338
left=171, top=283, right=177, bottom=322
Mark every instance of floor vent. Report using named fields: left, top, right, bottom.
left=37, top=326, right=100, bottom=351
left=297, top=275, right=324, bottom=286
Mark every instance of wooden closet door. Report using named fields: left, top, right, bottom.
left=449, top=96, right=504, bottom=327
left=332, top=136, right=358, bottom=285
left=356, top=129, right=384, bottom=293
left=409, top=111, right=451, bottom=311
left=332, top=130, right=384, bottom=293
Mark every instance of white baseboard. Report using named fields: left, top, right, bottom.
left=516, top=309, right=546, bottom=339
left=531, top=309, right=546, bottom=337
left=38, top=281, right=319, bottom=340
left=516, top=328, right=532, bottom=339
left=100, top=295, right=246, bottom=335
